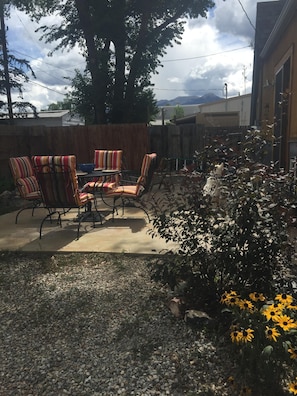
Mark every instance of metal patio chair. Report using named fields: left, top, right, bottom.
left=105, top=153, right=157, bottom=221
left=32, top=155, right=96, bottom=239
left=9, top=156, right=42, bottom=224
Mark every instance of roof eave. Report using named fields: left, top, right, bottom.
left=260, top=0, right=297, bottom=59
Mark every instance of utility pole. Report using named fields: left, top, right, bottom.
left=224, top=83, right=228, bottom=112
left=242, top=65, right=247, bottom=94
left=0, top=1, right=14, bottom=123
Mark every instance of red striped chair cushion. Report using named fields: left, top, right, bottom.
left=32, top=155, right=93, bottom=208
left=9, top=156, right=41, bottom=200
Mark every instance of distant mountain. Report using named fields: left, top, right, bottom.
left=157, top=93, right=222, bottom=107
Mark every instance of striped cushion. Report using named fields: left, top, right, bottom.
left=83, top=150, right=122, bottom=193
left=9, top=156, right=35, bottom=179
left=106, top=153, right=156, bottom=198
left=93, top=150, right=122, bottom=184
left=83, top=180, right=117, bottom=193
left=94, top=150, right=122, bottom=171
left=17, top=176, right=41, bottom=199
left=9, top=156, right=41, bottom=200
left=32, top=155, right=93, bottom=208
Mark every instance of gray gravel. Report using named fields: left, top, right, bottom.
left=0, top=252, right=231, bottom=396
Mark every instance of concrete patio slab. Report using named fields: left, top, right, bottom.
left=0, top=202, right=177, bottom=254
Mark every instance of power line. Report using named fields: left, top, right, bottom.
left=26, top=79, right=68, bottom=96
left=161, top=45, right=251, bottom=62
left=11, top=49, right=85, bottom=73
left=237, top=0, right=256, bottom=31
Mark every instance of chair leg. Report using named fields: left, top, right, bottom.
left=15, top=200, right=42, bottom=224
left=39, top=210, right=59, bottom=239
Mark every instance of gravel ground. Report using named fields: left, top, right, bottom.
left=0, top=251, right=232, bottom=396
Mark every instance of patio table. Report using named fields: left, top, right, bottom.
left=76, top=169, right=121, bottom=221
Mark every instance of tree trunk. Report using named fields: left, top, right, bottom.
left=0, top=2, right=14, bottom=124
left=110, top=0, right=126, bottom=123
left=75, top=0, right=108, bottom=124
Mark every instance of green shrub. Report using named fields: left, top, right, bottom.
left=149, top=128, right=295, bottom=313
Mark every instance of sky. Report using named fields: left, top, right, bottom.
left=3, top=0, right=277, bottom=111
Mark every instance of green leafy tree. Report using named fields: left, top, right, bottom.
left=10, top=0, right=214, bottom=124
left=174, top=105, right=185, bottom=119
left=0, top=1, right=37, bottom=121
left=47, top=99, right=72, bottom=111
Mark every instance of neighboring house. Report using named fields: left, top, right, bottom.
left=169, top=94, right=251, bottom=127
left=251, top=0, right=297, bottom=169
left=0, top=110, right=85, bottom=126
left=197, top=93, right=251, bottom=127
left=153, top=104, right=201, bottom=125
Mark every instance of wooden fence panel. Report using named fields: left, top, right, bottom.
left=0, top=123, right=245, bottom=181
left=0, top=124, right=149, bottom=180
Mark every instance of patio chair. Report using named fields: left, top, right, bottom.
left=9, top=156, right=42, bottom=224
left=82, top=149, right=123, bottom=193
left=105, top=153, right=157, bottom=221
left=32, top=155, right=96, bottom=239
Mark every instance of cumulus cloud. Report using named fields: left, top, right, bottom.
left=2, top=1, right=273, bottom=108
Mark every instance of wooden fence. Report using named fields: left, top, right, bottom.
left=0, top=123, right=246, bottom=180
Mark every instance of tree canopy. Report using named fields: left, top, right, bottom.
left=10, top=0, right=215, bottom=124
left=0, top=1, right=37, bottom=121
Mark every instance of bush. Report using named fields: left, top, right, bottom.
left=149, top=128, right=295, bottom=313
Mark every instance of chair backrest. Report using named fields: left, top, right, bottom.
left=136, top=153, right=157, bottom=195
left=32, top=155, right=82, bottom=208
left=94, top=150, right=123, bottom=183
left=94, top=150, right=122, bottom=170
left=9, top=156, right=40, bottom=199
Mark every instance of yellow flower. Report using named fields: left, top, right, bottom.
left=288, top=303, right=297, bottom=310
left=275, top=293, right=293, bottom=306
left=222, top=292, right=240, bottom=306
left=249, top=292, right=265, bottom=302
left=275, top=315, right=297, bottom=331
left=241, top=328, right=254, bottom=343
left=238, top=299, right=255, bottom=312
left=262, top=305, right=282, bottom=322
left=230, top=329, right=243, bottom=343
left=288, top=378, right=297, bottom=394
left=288, top=348, right=297, bottom=359
left=265, top=326, right=281, bottom=342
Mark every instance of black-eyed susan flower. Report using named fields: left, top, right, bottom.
left=275, top=293, right=293, bottom=306
left=275, top=315, right=297, bottom=331
left=249, top=292, right=265, bottom=302
left=230, top=329, right=243, bottom=343
left=238, top=299, right=255, bottom=312
left=288, top=378, right=297, bottom=394
left=265, top=326, right=281, bottom=342
left=288, top=348, right=297, bottom=359
left=220, top=292, right=229, bottom=304
left=272, top=301, right=285, bottom=310
left=288, top=303, right=297, bottom=310
left=221, top=290, right=240, bottom=305
left=241, top=328, right=254, bottom=343
left=262, top=305, right=282, bottom=322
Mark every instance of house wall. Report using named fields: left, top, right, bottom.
left=12, top=117, right=63, bottom=127
left=259, top=11, right=297, bottom=137
left=257, top=6, right=297, bottom=169
left=199, top=94, right=251, bottom=126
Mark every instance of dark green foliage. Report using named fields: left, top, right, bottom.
left=149, top=128, right=295, bottom=312
left=8, top=0, right=214, bottom=124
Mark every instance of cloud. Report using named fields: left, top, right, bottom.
left=2, top=1, right=271, bottom=108
left=152, top=0, right=264, bottom=100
